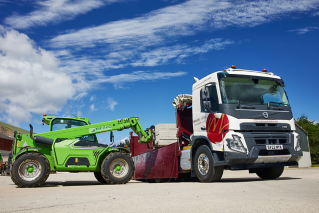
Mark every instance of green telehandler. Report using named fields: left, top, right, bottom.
left=10, top=114, right=154, bottom=187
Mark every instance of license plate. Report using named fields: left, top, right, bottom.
left=266, top=145, right=283, bottom=150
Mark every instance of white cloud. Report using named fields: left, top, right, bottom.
left=110, top=136, right=129, bottom=147
left=61, top=102, right=85, bottom=118
left=90, top=104, right=96, bottom=111
left=106, top=98, right=118, bottom=111
left=5, top=0, right=124, bottom=29
left=132, top=38, right=234, bottom=67
left=0, top=26, right=187, bottom=125
left=54, top=38, right=232, bottom=79
left=94, top=71, right=187, bottom=87
left=72, top=92, right=88, bottom=100
left=44, top=0, right=319, bottom=79
left=288, top=27, right=319, bottom=34
left=90, top=95, right=96, bottom=101
left=49, top=0, right=319, bottom=49
left=0, top=26, right=89, bottom=125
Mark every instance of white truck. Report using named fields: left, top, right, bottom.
left=131, top=65, right=303, bottom=182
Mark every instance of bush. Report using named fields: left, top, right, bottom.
left=295, top=115, right=319, bottom=164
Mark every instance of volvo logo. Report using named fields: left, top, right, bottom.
left=263, top=112, right=269, bottom=119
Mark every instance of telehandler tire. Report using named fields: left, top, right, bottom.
left=94, top=172, right=107, bottom=184
left=256, top=166, right=284, bottom=180
left=10, top=163, right=19, bottom=185
left=194, top=145, right=223, bottom=182
left=11, top=153, right=50, bottom=187
left=101, top=152, right=134, bottom=184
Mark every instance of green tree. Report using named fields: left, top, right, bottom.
left=295, top=114, right=319, bottom=164
left=125, top=138, right=130, bottom=148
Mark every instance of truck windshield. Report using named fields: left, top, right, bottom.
left=219, top=77, right=289, bottom=105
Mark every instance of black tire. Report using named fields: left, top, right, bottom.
left=94, top=171, right=107, bottom=184
left=256, top=166, right=284, bottom=180
left=11, top=153, right=50, bottom=187
left=10, top=163, right=19, bottom=185
left=194, top=145, right=223, bottom=182
left=101, top=152, right=134, bottom=184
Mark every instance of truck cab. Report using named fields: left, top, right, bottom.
left=187, top=66, right=302, bottom=181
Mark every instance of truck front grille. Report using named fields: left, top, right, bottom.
left=254, top=135, right=288, bottom=145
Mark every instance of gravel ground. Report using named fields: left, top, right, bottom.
left=0, top=168, right=318, bottom=213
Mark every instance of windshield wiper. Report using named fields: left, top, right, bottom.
left=267, top=101, right=284, bottom=110
left=237, top=100, right=258, bottom=109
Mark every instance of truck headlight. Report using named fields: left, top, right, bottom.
left=295, top=135, right=302, bottom=152
left=226, top=135, right=247, bottom=154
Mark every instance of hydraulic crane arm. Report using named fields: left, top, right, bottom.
left=33, top=117, right=154, bottom=144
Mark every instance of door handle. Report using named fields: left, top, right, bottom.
left=201, top=126, right=206, bottom=130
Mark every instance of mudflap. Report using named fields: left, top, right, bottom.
left=132, top=142, right=180, bottom=179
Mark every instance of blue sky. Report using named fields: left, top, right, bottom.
left=0, top=0, right=319, bottom=144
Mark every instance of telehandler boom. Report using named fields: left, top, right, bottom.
left=10, top=115, right=154, bottom=187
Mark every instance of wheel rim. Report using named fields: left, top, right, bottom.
left=109, top=158, right=129, bottom=179
left=198, top=153, right=209, bottom=176
left=18, top=159, right=42, bottom=181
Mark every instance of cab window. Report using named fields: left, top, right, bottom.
left=51, top=118, right=87, bottom=131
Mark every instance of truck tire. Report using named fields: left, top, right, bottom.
left=101, top=152, right=134, bottom=184
left=94, top=172, right=107, bottom=184
left=11, top=153, right=50, bottom=187
left=194, top=145, right=223, bottom=182
left=256, top=166, right=284, bottom=180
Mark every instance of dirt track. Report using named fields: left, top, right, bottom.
left=0, top=168, right=318, bottom=212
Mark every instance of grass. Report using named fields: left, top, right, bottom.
left=311, top=164, right=319, bottom=167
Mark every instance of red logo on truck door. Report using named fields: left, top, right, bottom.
left=206, top=113, right=229, bottom=143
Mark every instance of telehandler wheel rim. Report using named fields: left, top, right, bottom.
left=109, top=158, right=129, bottom=179
left=198, top=153, right=209, bottom=176
left=18, top=159, right=42, bottom=181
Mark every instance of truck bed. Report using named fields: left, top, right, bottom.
left=130, top=133, right=180, bottom=180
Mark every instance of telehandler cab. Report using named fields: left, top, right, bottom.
left=10, top=114, right=154, bottom=187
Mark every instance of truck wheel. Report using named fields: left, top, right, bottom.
left=11, top=153, right=50, bottom=187
left=94, top=172, right=107, bottom=184
left=194, top=145, right=223, bottom=182
left=101, top=152, right=134, bottom=184
left=256, top=166, right=284, bottom=180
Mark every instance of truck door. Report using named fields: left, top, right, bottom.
left=193, top=83, right=227, bottom=150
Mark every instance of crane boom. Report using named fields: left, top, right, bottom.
left=32, top=117, right=154, bottom=144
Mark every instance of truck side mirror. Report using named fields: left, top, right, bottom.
left=203, top=101, right=211, bottom=111
left=201, top=86, right=210, bottom=99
